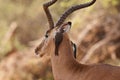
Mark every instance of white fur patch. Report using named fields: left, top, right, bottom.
left=64, top=25, right=71, bottom=32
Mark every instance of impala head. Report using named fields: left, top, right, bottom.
left=35, top=0, right=96, bottom=57
left=35, top=21, right=72, bottom=57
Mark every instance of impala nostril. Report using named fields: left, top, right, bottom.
left=35, top=48, right=39, bottom=55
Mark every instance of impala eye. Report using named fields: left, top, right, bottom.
left=45, top=34, right=48, bottom=38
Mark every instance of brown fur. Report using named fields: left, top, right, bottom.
left=36, top=29, right=120, bottom=80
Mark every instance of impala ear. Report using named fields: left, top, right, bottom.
left=60, top=22, right=72, bottom=33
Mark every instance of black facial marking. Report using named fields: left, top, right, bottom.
left=55, top=32, right=63, bottom=56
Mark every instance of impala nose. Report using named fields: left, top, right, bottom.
left=35, top=49, right=44, bottom=57
left=35, top=47, right=40, bottom=55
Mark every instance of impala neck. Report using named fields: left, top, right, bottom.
left=51, top=34, right=84, bottom=80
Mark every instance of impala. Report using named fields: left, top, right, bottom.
left=35, top=0, right=120, bottom=80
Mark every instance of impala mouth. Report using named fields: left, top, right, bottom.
left=39, top=53, right=45, bottom=57
left=35, top=46, right=46, bottom=57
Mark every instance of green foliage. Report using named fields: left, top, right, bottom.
left=101, top=0, right=120, bottom=8
left=0, top=0, right=24, bottom=20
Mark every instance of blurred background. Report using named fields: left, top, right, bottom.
left=0, top=0, right=120, bottom=80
